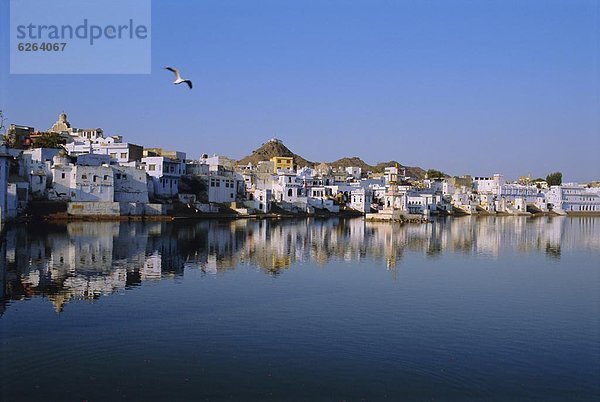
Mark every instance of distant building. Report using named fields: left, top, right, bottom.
left=6, top=124, right=35, bottom=149
left=546, top=184, right=600, bottom=214
left=472, top=174, right=503, bottom=194
left=345, top=166, right=362, bottom=179
left=271, top=156, right=294, bottom=172
left=48, top=112, right=72, bottom=134
left=199, top=154, right=237, bottom=171
left=350, top=188, right=372, bottom=213
left=65, top=137, right=143, bottom=164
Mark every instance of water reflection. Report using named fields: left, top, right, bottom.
left=1, top=216, right=598, bottom=313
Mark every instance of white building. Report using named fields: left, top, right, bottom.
left=345, top=166, right=362, bottom=179
left=76, top=153, right=111, bottom=166
left=273, top=171, right=304, bottom=203
left=350, top=188, right=372, bottom=213
left=546, top=184, right=600, bottom=214
left=472, top=174, right=504, bottom=194
left=18, top=148, right=59, bottom=200
left=113, top=166, right=149, bottom=203
left=65, top=136, right=143, bottom=164
left=247, top=188, right=272, bottom=213
left=185, top=161, right=210, bottom=176
left=207, top=173, right=244, bottom=203
left=199, top=154, right=236, bottom=171
left=52, top=165, right=114, bottom=202
left=19, top=148, right=60, bottom=175
left=142, top=153, right=186, bottom=199
left=406, top=192, right=442, bottom=215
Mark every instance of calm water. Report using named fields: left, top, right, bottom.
left=1, top=216, right=599, bottom=401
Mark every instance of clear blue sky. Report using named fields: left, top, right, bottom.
left=1, top=0, right=599, bottom=181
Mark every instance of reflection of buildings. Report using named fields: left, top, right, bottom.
left=1, top=217, right=599, bottom=314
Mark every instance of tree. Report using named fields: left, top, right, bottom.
left=546, top=172, right=562, bottom=186
left=0, top=110, right=8, bottom=146
left=426, top=169, right=445, bottom=179
left=1, top=110, right=17, bottom=147
left=32, top=132, right=66, bottom=149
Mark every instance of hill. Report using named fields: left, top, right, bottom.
left=327, top=156, right=373, bottom=172
left=237, top=138, right=314, bottom=168
left=238, top=139, right=430, bottom=179
left=329, top=157, right=427, bottom=179
left=373, top=161, right=427, bottom=179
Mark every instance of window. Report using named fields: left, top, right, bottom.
left=149, top=164, right=156, bottom=171
left=61, top=173, right=65, bottom=179
left=93, top=176, right=97, bottom=182
left=103, top=175, right=109, bottom=180
left=82, top=174, right=87, bottom=179
left=120, top=153, right=127, bottom=159
left=110, top=153, right=116, bottom=159
left=288, top=189, right=293, bottom=197
left=116, top=173, right=121, bottom=179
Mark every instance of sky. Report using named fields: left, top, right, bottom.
left=1, top=0, right=599, bottom=181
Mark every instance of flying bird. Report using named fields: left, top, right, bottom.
left=165, top=66, right=192, bottom=89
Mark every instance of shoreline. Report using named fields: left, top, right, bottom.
left=8, top=209, right=600, bottom=226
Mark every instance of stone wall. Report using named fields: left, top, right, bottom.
left=68, top=202, right=167, bottom=216
left=68, top=202, right=120, bottom=216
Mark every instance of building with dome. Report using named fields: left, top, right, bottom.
left=48, top=112, right=143, bottom=164
left=49, top=112, right=72, bottom=134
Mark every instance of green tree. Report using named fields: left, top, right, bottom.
left=426, top=169, right=445, bottom=179
left=32, top=132, right=66, bottom=149
left=546, top=172, right=562, bottom=186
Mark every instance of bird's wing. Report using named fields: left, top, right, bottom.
left=165, top=66, right=181, bottom=80
left=184, top=80, right=193, bottom=89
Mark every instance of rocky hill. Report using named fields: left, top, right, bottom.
left=238, top=139, right=429, bottom=179
left=237, top=138, right=314, bottom=168
left=329, top=157, right=427, bottom=179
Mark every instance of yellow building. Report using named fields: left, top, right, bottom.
left=270, top=156, right=294, bottom=171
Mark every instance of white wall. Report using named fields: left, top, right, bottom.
left=113, top=166, right=149, bottom=203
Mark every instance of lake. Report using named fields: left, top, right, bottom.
left=1, top=216, right=599, bottom=401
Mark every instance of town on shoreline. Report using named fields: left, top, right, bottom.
left=1, top=112, right=599, bottom=225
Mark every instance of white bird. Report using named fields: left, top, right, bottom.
left=165, top=66, right=192, bottom=89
